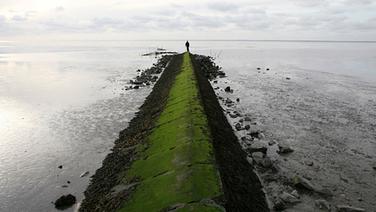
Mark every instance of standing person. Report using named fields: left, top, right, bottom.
left=185, top=41, right=190, bottom=52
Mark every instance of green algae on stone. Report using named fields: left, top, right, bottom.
left=119, top=53, right=223, bottom=212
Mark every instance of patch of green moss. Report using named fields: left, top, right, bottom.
left=119, top=53, right=223, bottom=211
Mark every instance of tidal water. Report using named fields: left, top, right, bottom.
left=0, top=40, right=375, bottom=211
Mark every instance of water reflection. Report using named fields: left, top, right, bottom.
left=0, top=42, right=155, bottom=211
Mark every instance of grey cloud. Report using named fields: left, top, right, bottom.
left=1, top=0, right=375, bottom=40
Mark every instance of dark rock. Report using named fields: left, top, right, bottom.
left=229, top=113, right=239, bottom=118
left=58, top=165, right=63, bottom=169
left=224, top=86, right=232, bottom=93
left=236, top=98, right=240, bottom=102
left=260, top=157, right=273, bottom=168
left=278, top=144, right=294, bottom=154
left=133, top=85, right=139, bottom=89
left=266, top=68, right=270, bottom=71
left=315, top=199, right=331, bottom=211
left=336, top=205, right=365, bottom=212
left=268, top=140, right=276, bottom=146
left=151, top=76, right=158, bottom=82
left=213, top=80, right=218, bottom=83
left=249, top=131, right=262, bottom=139
left=286, top=77, right=291, bottom=80
left=132, top=80, right=143, bottom=85
left=247, top=142, right=267, bottom=154
left=257, top=67, right=261, bottom=70
left=61, top=185, right=68, bottom=188
left=67, top=181, right=71, bottom=184
left=291, top=190, right=299, bottom=198
left=54, top=194, right=76, bottom=209
left=246, top=156, right=253, bottom=164
left=235, top=123, right=242, bottom=131
left=305, top=161, right=314, bottom=166
left=225, top=98, right=233, bottom=104
left=244, top=125, right=250, bottom=130
left=251, top=152, right=264, bottom=164
left=292, top=176, right=316, bottom=191
left=280, top=192, right=300, bottom=204
left=273, top=200, right=286, bottom=211
left=244, top=117, right=252, bottom=122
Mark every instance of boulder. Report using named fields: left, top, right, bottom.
left=292, top=176, right=316, bottom=191
left=54, top=194, right=76, bottom=209
left=224, top=86, right=232, bottom=93
left=268, top=140, right=276, bottom=146
left=278, top=143, right=294, bottom=154
left=225, top=98, right=233, bottom=105
left=291, top=190, right=299, bottom=198
left=260, top=157, right=273, bottom=168
left=273, top=199, right=286, bottom=211
left=246, top=156, right=253, bottom=165
left=249, top=131, right=262, bottom=139
left=251, top=152, right=264, bottom=164
left=280, top=192, right=300, bottom=204
left=235, top=123, right=242, bottom=131
left=305, top=161, right=314, bottom=166
left=229, top=113, right=239, bottom=118
left=247, top=141, right=267, bottom=154
left=244, top=117, right=252, bottom=122
left=315, top=199, right=331, bottom=211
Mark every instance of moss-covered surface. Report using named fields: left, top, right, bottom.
left=80, top=53, right=268, bottom=212
left=119, top=53, right=223, bottom=211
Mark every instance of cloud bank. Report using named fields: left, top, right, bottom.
left=0, top=0, right=375, bottom=40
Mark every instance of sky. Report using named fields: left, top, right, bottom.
left=0, top=0, right=376, bottom=41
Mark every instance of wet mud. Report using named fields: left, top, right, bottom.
left=213, top=64, right=376, bottom=211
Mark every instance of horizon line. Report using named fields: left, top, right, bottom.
left=2, top=39, right=376, bottom=43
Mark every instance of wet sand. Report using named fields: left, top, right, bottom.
left=214, top=62, right=376, bottom=211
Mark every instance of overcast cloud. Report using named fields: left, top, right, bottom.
left=0, top=0, right=375, bottom=40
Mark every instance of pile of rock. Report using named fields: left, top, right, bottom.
left=193, top=55, right=225, bottom=80
left=127, top=55, right=172, bottom=90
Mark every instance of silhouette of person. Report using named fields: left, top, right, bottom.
left=185, top=41, right=190, bottom=52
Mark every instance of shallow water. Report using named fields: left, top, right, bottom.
left=0, top=40, right=376, bottom=211
left=204, top=42, right=376, bottom=211
left=0, top=41, right=157, bottom=211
